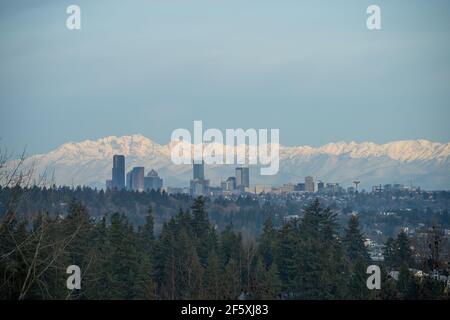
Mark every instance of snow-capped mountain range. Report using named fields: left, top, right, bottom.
left=16, top=135, right=450, bottom=190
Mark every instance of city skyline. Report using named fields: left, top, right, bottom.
left=106, top=153, right=425, bottom=196
left=6, top=133, right=450, bottom=191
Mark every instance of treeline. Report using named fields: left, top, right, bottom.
left=0, top=186, right=281, bottom=237
left=0, top=198, right=447, bottom=300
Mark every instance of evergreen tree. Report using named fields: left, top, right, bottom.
left=384, top=237, right=396, bottom=269
left=396, top=231, right=415, bottom=268
left=222, top=258, right=240, bottom=299
left=203, top=250, right=222, bottom=300
left=346, top=258, right=371, bottom=299
left=252, top=256, right=281, bottom=300
left=258, top=218, right=277, bottom=268
left=343, top=215, right=370, bottom=263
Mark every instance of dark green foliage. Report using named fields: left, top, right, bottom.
left=343, top=215, right=370, bottom=263
left=384, top=231, right=415, bottom=270
left=0, top=197, right=447, bottom=300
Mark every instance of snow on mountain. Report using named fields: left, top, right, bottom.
left=14, top=135, right=450, bottom=190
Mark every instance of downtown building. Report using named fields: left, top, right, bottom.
left=235, top=167, right=250, bottom=192
left=190, top=161, right=209, bottom=196
left=112, top=155, right=125, bottom=189
left=144, top=169, right=163, bottom=191
left=305, top=176, right=315, bottom=193
left=127, top=167, right=145, bottom=192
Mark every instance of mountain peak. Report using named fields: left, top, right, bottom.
left=15, top=135, right=450, bottom=190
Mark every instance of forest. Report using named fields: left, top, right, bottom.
left=0, top=196, right=447, bottom=300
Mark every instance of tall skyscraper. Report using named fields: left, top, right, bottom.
left=305, top=176, right=315, bottom=193
left=236, top=167, right=250, bottom=191
left=295, top=183, right=305, bottom=192
left=193, top=161, right=205, bottom=180
left=190, top=161, right=209, bottom=196
left=127, top=167, right=145, bottom=192
left=226, top=176, right=236, bottom=191
left=112, top=155, right=125, bottom=189
left=144, top=169, right=163, bottom=191
left=317, top=181, right=325, bottom=193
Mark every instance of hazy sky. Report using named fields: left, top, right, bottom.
left=1, top=0, right=449, bottom=155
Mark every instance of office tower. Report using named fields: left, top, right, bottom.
left=127, top=167, right=145, bottom=192
left=190, top=179, right=209, bottom=197
left=317, top=181, right=325, bottom=193
left=226, top=176, right=236, bottom=191
left=105, top=179, right=113, bottom=190
left=126, top=171, right=132, bottom=190
left=144, top=169, right=163, bottom=191
left=112, top=155, right=125, bottom=189
left=190, top=161, right=209, bottom=196
left=193, top=161, right=205, bottom=180
left=295, top=182, right=305, bottom=192
left=236, top=167, right=250, bottom=191
left=326, top=183, right=340, bottom=194
left=305, top=176, right=315, bottom=193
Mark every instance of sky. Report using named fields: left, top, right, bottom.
left=1, top=0, right=450, bottom=155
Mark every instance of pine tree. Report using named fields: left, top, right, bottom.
left=347, top=258, right=371, bottom=299
left=252, top=256, right=281, bottom=300
left=134, top=253, right=157, bottom=300
left=343, top=215, right=370, bottom=263
left=191, top=197, right=212, bottom=265
left=293, top=199, right=348, bottom=299
left=396, top=231, right=415, bottom=268
left=259, top=218, right=277, bottom=268
left=222, top=258, right=241, bottom=299
left=397, top=263, right=418, bottom=299
left=203, top=250, right=222, bottom=300
left=186, top=247, right=204, bottom=300
left=384, top=237, right=396, bottom=269
left=275, top=222, right=298, bottom=295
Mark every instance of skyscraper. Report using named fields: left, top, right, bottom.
left=317, top=181, right=325, bottom=193
left=236, top=167, right=250, bottom=191
left=144, top=169, right=163, bottom=191
left=190, top=161, right=209, bottom=196
left=127, top=167, right=145, bottom=192
left=226, top=176, right=236, bottom=191
left=305, top=176, right=315, bottom=193
left=193, top=161, right=205, bottom=180
left=112, top=155, right=125, bottom=189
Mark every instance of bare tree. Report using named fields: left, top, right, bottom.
left=0, top=146, right=88, bottom=299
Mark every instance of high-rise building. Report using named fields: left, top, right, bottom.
left=295, top=182, right=305, bottom=192
left=190, top=161, right=209, bottom=196
left=126, top=171, right=132, bottom=190
left=305, top=176, right=315, bottom=193
left=317, top=181, right=325, bottom=193
left=326, top=183, right=340, bottom=194
left=193, top=161, right=205, bottom=180
left=106, top=179, right=113, bottom=190
left=236, top=167, right=250, bottom=191
left=127, top=167, right=145, bottom=192
left=112, top=155, right=125, bottom=189
left=226, top=176, right=236, bottom=191
left=144, top=169, right=163, bottom=191
left=190, top=179, right=210, bottom=196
